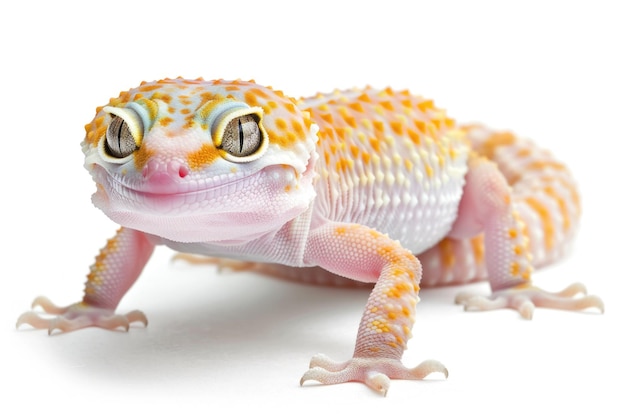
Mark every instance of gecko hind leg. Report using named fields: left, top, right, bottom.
left=448, top=154, right=604, bottom=318
left=455, top=282, right=604, bottom=319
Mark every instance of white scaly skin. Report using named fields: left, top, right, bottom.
left=18, top=78, right=603, bottom=395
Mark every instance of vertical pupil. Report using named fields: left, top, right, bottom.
left=238, top=118, right=244, bottom=153
left=116, top=117, right=125, bottom=152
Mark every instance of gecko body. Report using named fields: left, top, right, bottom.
left=18, top=78, right=603, bottom=395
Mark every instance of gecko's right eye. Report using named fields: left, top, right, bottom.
left=105, top=116, right=138, bottom=158
left=100, top=106, right=145, bottom=161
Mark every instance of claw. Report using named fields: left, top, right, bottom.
left=16, top=311, right=52, bottom=330
left=455, top=282, right=604, bottom=319
left=17, top=297, right=147, bottom=334
left=300, top=356, right=447, bottom=395
left=365, top=372, right=390, bottom=396
left=31, top=296, right=69, bottom=314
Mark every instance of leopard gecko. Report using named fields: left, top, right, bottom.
left=17, top=77, right=604, bottom=395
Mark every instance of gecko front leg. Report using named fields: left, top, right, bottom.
left=17, top=227, right=154, bottom=333
left=300, top=222, right=447, bottom=395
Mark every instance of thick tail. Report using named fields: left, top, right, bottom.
left=419, top=125, right=580, bottom=287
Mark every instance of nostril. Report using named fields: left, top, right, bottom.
left=178, top=165, right=189, bottom=178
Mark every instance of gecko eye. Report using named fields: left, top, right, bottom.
left=99, top=106, right=145, bottom=162
left=105, top=116, right=138, bottom=158
left=219, top=115, right=263, bottom=158
left=204, top=101, right=268, bottom=163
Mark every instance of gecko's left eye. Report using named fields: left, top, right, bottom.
left=220, top=115, right=263, bottom=158
left=206, top=102, right=268, bottom=163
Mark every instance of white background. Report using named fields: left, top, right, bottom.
left=2, top=0, right=624, bottom=415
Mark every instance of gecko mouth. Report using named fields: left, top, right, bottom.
left=89, top=163, right=313, bottom=244
left=91, top=164, right=298, bottom=215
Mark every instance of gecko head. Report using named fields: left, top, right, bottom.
left=81, top=78, right=319, bottom=243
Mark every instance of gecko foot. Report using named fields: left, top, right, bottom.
left=455, top=282, right=605, bottom=319
left=300, top=354, right=448, bottom=396
left=16, top=296, right=147, bottom=334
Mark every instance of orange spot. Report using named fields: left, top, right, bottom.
left=425, top=164, right=434, bottom=178
left=291, top=119, right=305, bottom=136
left=524, top=197, right=555, bottom=250
left=187, top=143, right=220, bottom=170
left=350, top=145, right=360, bottom=158
left=414, top=119, right=426, bottom=133
left=349, top=102, right=364, bottom=112
left=357, top=93, right=372, bottom=102
left=341, top=114, right=356, bottom=128
left=159, top=117, right=174, bottom=127
left=510, top=262, right=520, bottom=276
left=391, top=268, right=404, bottom=277
left=471, top=236, right=485, bottom=264
left=151, top=92, right=172, bottom=103
left=544, top=187, right=571, bottom=230
left=133, top=146, right=154, bottom=170
left=336, top=158, right=353, bottom=172
left=527, top=160, right=567, bottom=173
left=335, top=226, right=346, bottom=235
left=249, top=88, right=270, bottom=99
left=440, top=238, right=455, bottom=268
left=407, top=129, right=421, bottom=145
left=138, top=84, right=161, bottom=93
left=390, top=121, right=403, bottom=135
left=284, top=102, right=297, bottom=114
left=244, top=91, right=259, bottom=106
left=508, top=229, right=518, bottom=238
left=380, top=101, right=394, bottom=111
left=275, top=118, right=288, bottom=130
left=417, top=99, right=434, bottom=111
left=369, top=137, right=381, bottom=152
left=478, top=131, right=517, bottom=159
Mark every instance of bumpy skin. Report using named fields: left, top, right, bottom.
left=17, top=78, right=603, bottom=395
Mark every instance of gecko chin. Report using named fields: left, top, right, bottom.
left=90, top=164, right=316, bottom=243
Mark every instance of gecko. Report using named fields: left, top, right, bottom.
left=17, top=77, right=603, bottom=395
